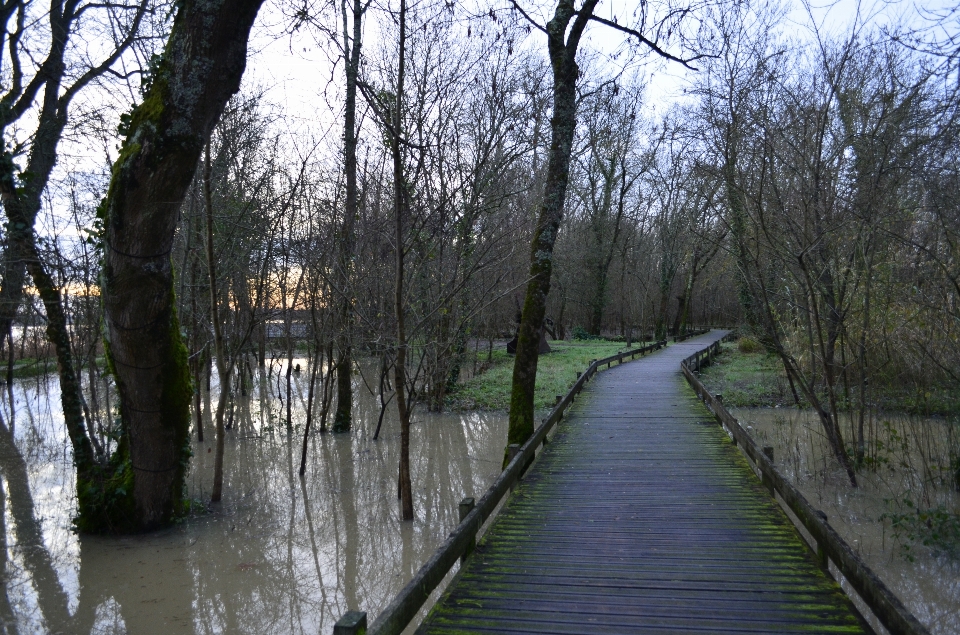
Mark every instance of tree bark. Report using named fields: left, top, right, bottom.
left=507, top=0, right=598, bottom=453
left=333, top=0, right=366, bottom=434
left=204, top=143, right=230, bottom=503
left=390, top=0, right=413, bottom=520
left=100, top=0, right=265, bottom=529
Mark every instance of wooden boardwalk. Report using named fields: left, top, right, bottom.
left=418, top=332, right=868, bottom=634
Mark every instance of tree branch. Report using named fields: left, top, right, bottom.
left=582, top=13, right=711, bottom=70
left=507, top=0, right=547, bottom=35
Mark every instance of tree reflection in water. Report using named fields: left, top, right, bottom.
left=0, top=364, right=507, bottom=634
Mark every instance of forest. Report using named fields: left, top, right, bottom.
left=0, top=0, right=957, bottom=543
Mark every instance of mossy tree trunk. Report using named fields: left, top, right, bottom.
left=100, top=0, right=265, bottom=530
left=507, top=0, right=599, bottom=452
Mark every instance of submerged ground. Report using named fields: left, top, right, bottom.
left=0, top=365, right=507, bottom=634
left=0, top=338, right=955, bottom=634
left=699, top=341, right=960, bottom=634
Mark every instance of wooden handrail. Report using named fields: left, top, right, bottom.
left=681, top=339, right=930, bottom=635
left=673, top=328, right=711, bottom=343
left=338, top=340, right=668, bottom=635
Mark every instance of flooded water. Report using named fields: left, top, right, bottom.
left=0, top=363, right=508, bottom=634
left=733, top=407, right=960, bottom=635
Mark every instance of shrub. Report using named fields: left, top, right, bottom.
left=737, top=336, right=761, bottom=354
left=882, top=501, right=960, bottom=560
left=571, top=326, right=602, bottom=341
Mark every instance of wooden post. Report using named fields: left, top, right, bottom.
left=333, top=610, right=367, bottom=635
left=761, top=446, right=775, bottom=495
left=459, top=497, right=476, bottom=563
left=555, top=395, right=562, bottom=406
left=507, top=444, right=521, bottom=491
left=817, top=544, right=829, bottom=571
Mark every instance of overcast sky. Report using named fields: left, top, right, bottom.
left=237, top=0, right=940, bottom=141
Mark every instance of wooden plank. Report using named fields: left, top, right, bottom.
left=417, top=331, right=871, bottom=635
left=681, top=349, right=930, bottom=635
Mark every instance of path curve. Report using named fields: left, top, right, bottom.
left=418, top=331, right=868, bottom=634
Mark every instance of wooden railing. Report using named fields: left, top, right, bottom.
left=673, top=328, right=711, bottom=343
left=333, top=340, right=669, bottom=635
left=681, top=338, right=931, bottom=635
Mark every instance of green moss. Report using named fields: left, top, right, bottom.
left=100, top=57, right=171, bottom=244
left=74, top=438, right=136, bottom=533
left=161, top=305, right=194, bottom=520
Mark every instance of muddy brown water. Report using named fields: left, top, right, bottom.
left=0, top=364, right=507, bottom=634
left=3, top=364, right=957, bottom=634
left=733, top=407, right=960, bottom=635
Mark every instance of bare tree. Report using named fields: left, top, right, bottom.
left=504, top=0, right=705, bottom=453
left=99, top=0, right=265, bottom=530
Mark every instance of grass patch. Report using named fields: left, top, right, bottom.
left=0, top=357, right=59, bottom=382
left=874, top=385, right=960, bottom=418
left=448, top=340, right=639, bottom=412
left=699, top=341, right=960, bottom=416
left=697, top=342, right=796, bottom=408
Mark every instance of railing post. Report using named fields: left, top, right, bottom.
left=817, top=544, right=830, bottom=571
left=761, top=446, right=775, bottom=495
left=815, top=511, right=829, bottom=571
left=459, top=497, right=476, bottom=563
left=507, top=444, right=521, bottom=491
left=333, top=611, right=367, bottom=635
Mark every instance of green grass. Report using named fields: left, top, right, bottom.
left=699, top=342, right=960, bottom=417
left=448, top=340, right=639, bottom=412
left=0, top=357, right=59, bottom=382
left=697, top=343, right=797, bottom=408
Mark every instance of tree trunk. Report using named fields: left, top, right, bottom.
left=392, top=0, right=414, bottom=521
left=300, top=336, right=321, bottom=476
left=507, top=0, right=599, bottom=453
left=333, top=0, right=365, bottom=434
left=100, top=0, right=265, bottom=529
left=204, top=143, right=231, bottom=503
